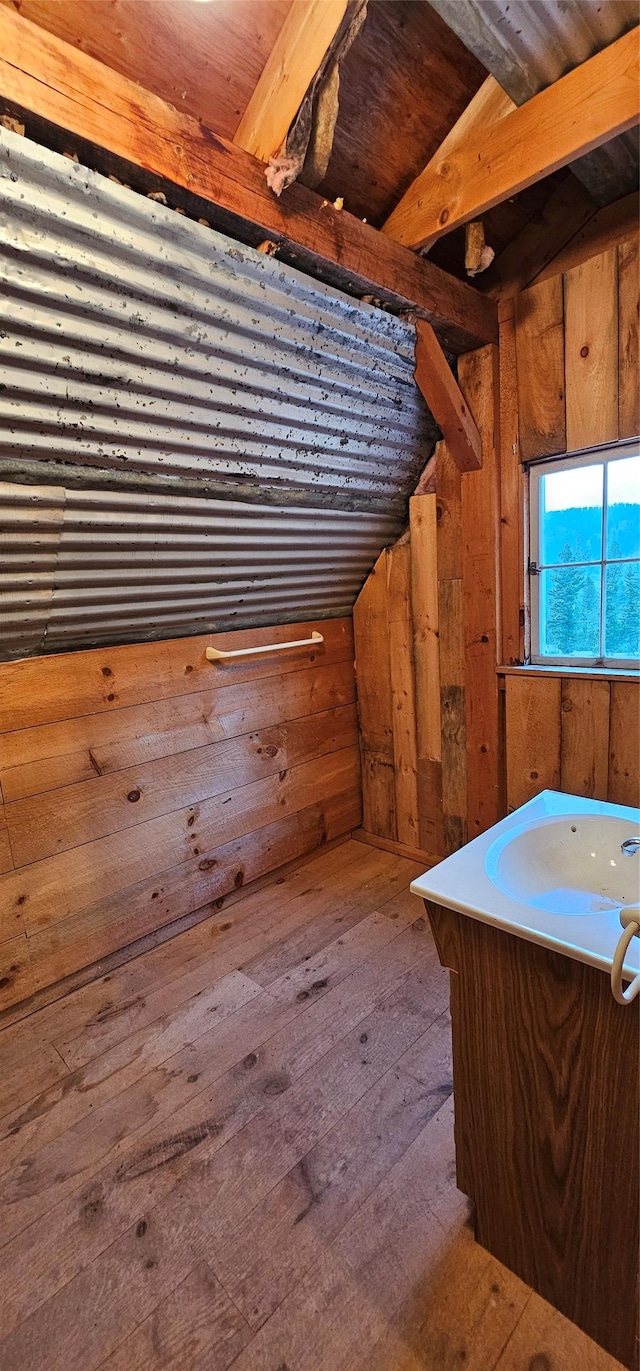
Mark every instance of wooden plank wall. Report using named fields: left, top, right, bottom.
left=501, top=223, right=640, bottom=811
left=505, top=673, right=639, bottom=810
left=512, top=237, right=638, bottom=466
left=354, top=344, right=501, bottom=863
left=0, top=618, right=361, bottom=1011
left=355, top=215, right=639, bottom=861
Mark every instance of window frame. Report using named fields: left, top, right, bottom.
left=528, top=438, right=640, bottom=670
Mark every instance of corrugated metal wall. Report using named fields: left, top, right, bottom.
left=0, top=128, right=436, bottom=657
left=0, top=480, right=399, bottom=657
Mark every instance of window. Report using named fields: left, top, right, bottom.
left=529, top=442, right=640, bottom=667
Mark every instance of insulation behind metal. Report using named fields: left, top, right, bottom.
left=0, top=130, right=435, bottom=657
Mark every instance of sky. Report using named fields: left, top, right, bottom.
left=543, top=454, right=640, bottom=511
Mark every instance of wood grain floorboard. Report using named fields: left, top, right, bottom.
left=0, top=838, right=359, bottom=1061
left=95, top=1262, right=252, bottom=1371
left=0, top=882, right=437, bottom=1336
left=0, top=844, right=623, bottom=1371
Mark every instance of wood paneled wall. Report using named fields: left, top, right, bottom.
left=354, top=344, right=501, bottom=863
left=513, top=238, right=639, bottom=464
left=500, top=222, right=640, bottom=813
left=0, top=618, right=361, bottom=1011
left=355, top=216, right=639, bottom=860
left=502, top=232, right=639, bottom=667
left=505, top=672, right=639, bottom=811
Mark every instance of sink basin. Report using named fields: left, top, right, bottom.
left=486, top=814, right=640, bottom=915
left=410, top=791, right=640, bottom=976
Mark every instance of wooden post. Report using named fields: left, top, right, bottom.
left=410, top=494, right=444, bottom=856
left=498, top=298, right=523, bottom=666
left=458, top=345, right=502, bottom=839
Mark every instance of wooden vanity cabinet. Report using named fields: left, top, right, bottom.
left=425, top=901, right=639, bottom=1370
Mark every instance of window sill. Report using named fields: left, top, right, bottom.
left=497, top=664, right=640, bottom=683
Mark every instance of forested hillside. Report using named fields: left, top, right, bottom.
left=542, top=503, right=639, bottom=659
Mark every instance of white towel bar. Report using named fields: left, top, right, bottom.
left=611, top=911, right=640, bottom=1005
left=205, top=631, right=324, bottom=662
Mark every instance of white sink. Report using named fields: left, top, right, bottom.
left=486, top=814, right=639, bottom=915
left=410, top=791, right=640, bottom=977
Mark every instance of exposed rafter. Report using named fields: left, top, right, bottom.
left=383, top=76, right=515, bottom=250
left=382, top=29, right=639, bottom=254
left=0, top=7, right=497, bottom=354
left=233, top=0, right=348, bottom=163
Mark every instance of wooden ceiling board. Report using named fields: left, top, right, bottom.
left=0, top=0, right=571, bottom=274
left=315, top=0, right=487, bottom=227
left=0, top=0, right=292, bottom=139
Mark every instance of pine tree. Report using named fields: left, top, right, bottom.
left=605, top=539, right=625, bottom=656
left=622, top=562, right=640, bottom=656
left=546, top=543, right=586, bottom=654
left=578, top=572, right=599, bottom=655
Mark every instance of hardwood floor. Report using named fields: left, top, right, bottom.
left=0, top=838, right=624, bottom=1371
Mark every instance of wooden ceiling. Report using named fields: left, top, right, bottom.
left=0, top=0, right=488, bottom=235
left=0, top=0, right=635, bottom=285
left=0, top=0, right=293, bottom=140
left=314, top=1, right=486, bottom=226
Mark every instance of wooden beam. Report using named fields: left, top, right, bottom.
left=0, top=6, right=496, bottom=354
left=383, top=75, right=515, bottom=249
left=619, top=233, right=640, bottom=440
left=412, top=455, right=436, bottom=496
left=381, top=29, right=640, bottom=253
left=414, top=321, right=482, bottom=472
left=234, top=0, right=348, bottom=162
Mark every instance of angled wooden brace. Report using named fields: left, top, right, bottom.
left=414, top=321, right=482, bottom=472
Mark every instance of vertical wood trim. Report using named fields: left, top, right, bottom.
left=459, top=345, right=502, bottom=839
left=564, top=248, right=619, bottom=450
left=435, top=439, right=463, bottom=581
left=505, top=675, right=561, bottom=810
left=438, top=580, right=467, bottom=855
left=387, top=542, right=419, bottom=847
left=410, top=495, right=444, bottom=856
left=409, top=496, right=440, bottom=763
left=353, top=550, right=396, bottom=839
left=435, top=441, right=466, bottom=853
left=498, top=305, right=523, bottom=665
left=618, top=235, right=640, bottom=440
left=608, top=681, right=640, bottom=807
left=560, top=677, right=610, bottom=800
left=514, top=276, right=566, bottom=460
